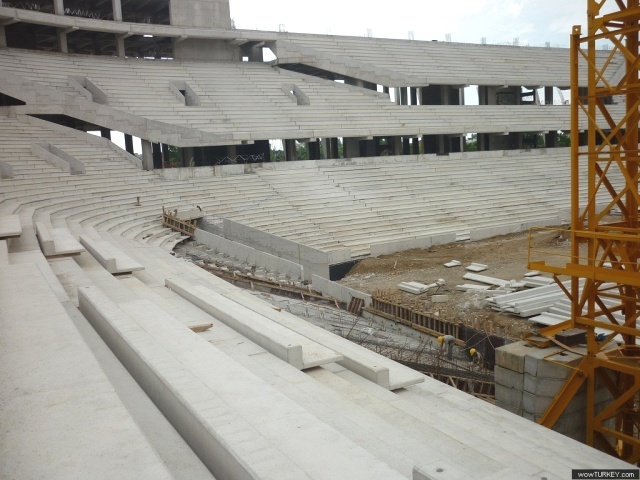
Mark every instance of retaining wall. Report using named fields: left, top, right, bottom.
left=194, top=229, right=303, bottom=279
left=220, top=219, right=350, bottom=281
left=311, top=274, right=372, bottom=307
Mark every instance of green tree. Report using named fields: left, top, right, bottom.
left=465, top=134, right=478, bottom=152
left=296, top=141, right=308, bottom=160
left=166, top=145, right=181, bottom=168
left=557, top=131, right=570, bottom=147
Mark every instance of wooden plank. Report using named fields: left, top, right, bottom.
left=189, top=323, right=213, bottom=333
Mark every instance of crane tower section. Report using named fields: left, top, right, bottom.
left=529, top=0, right=640, bottom=463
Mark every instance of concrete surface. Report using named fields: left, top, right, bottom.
left=0, top=214, right=21, bottom=239
left=0, top=263, right=173, bottom=480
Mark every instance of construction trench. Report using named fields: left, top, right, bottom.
left=173, top=228, right=565, bottom=404
left=165, top=212, right=628, bottom=448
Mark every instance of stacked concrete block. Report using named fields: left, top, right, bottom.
left=495, top=341, right=613, bottom=443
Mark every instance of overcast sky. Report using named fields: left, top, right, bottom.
left=230, top=0, right=593, bottom=47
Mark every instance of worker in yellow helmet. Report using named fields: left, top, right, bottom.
left=437, top=335, right=455, bottom=359
left=469, top=348, right=483, bottom=369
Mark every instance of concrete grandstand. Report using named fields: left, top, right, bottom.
left=0, top=0, right=631, bottom=478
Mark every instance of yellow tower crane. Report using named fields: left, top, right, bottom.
left=528, top=0, right=640, bottom=463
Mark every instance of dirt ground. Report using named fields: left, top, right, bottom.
left=339, top=228, right=574, bottom=340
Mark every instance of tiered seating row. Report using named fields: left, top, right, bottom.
left=279, top=32, right=625, bottom=88
left=1, top=48, right=623, bottom=142
left=1, top=112, right=631, bottom=478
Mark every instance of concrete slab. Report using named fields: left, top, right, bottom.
left=9, top=250, right=71, bottom=303
left=36, top=221, right=85, bottom=257
left=219, top=286, right=425, bottom=391
left=0, top=264, right=173, bottom=480
left=78, top=286, right=406, bottom=480
left=0, top=214, right=21, bottom=239
left=494, top=384, right=524, bottom=411
left=494, top=365, right=524, bottom=390
left=495, top=341, right=538, bottom=374
left=166, top=276, right=343, bottom=370
left=80, top=234, right=145, bottom=275
left=525, top=349, right=582, bottom=379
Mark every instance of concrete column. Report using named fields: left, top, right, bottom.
left=0, top=26, right=6, bottom=49
left=100, top=128, right=111, bottom=140
left=226, top=145, right=237, bottom=160
left=115, top=35, right=126, bottom=57
left=321, top=138, right=331, bottom=159
left=58, top=31, right=68, bottom=53
left=54, top=0, right=64, bottom=15
left=112, top=0, right=123, bottom=21
left=545, top=131, right=558, bottom=148
left=124, top=134, right=134, bottom=154
left=284, top=139, right=297, bottom=162
left=441, top=86, right=450, bottom=105
left=141, top=140, right=154, bottom=171
left=343, top=138, right=360, bottom=159
left=389, top=136, right=403, bottom=156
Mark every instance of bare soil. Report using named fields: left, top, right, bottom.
left=339, top=228, right=573, bottom=340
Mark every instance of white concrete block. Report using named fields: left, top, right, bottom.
left=166, top=276, right=342, bottom=370
left=0, top=214, right=21, bottom=239
left=465, top=263, right=488, bottom=272
left=494, top=366, right=524, bottom=391
left=79, top=235, right=144, bottom=275
left=431, top=295, right=449, bottom=303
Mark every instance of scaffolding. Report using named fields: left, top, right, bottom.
left=528, top=0, right=640, bottom=462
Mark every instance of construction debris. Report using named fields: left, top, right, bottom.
left=397, top=281, right=432, bottom=294
left=462, top=272, right=511, bottom=288
left=444, top=260, right=462, bottom=268
left=456, top=284, right=491, bottom=292
left=466, top=263, right=488, bottom=272
left=487, top=279, right=577, bottom=317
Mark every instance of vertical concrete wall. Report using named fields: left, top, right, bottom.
left=495, top=341, right=613, bottom=443
left=311, top=275, right=372, bottom=307
left=194, top=229, right=304, bottom=279
left=220, top=219, right=351, bottom=281
left=173, top=39, right=237, bottom=61
left=170, top=0, right=231, bottom=29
